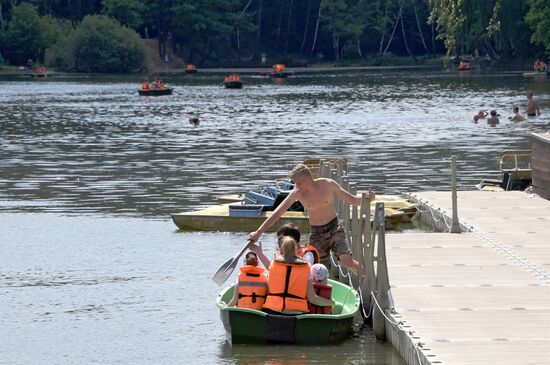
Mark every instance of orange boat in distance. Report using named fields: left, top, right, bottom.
left=270, top=63, right=291, bottom=78
left=184, top=64, right=197, bottom=74
left=224, top=74, right=243, bottom=89
left=458, top=60, right=471, bottom=70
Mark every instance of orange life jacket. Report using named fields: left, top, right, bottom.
left=263, top=260, right=309, bottom=313
left=237, top=265, right=268, bottom=310
left=141, top=82, right=148, bottom=90
left=459, top=61, right=470, bottom=70
left=308, top=283, right=332, bottom=314
left=297, top=245, right=320, bottom=264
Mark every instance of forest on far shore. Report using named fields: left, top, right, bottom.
left=1, top=0, right=549, bottom=73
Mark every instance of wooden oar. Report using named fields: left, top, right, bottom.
left=212, top=240, right=251, bottom=285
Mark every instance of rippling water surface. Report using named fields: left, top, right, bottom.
left=1, top=70, right=549, bottom=364
left=2, top=70, right=549, bottom=216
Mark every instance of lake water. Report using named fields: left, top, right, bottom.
left=1, top=69, right=549, bottom=364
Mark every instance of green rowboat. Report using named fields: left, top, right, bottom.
left=217, top=279, right=360, bottom=344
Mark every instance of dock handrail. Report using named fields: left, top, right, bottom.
left=318, top=159, right=392, bottom=341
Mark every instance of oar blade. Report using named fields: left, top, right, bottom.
left=212, top=240, right=251, bottom=285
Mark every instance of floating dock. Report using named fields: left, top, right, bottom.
left=384, top=191, right=550, bottom=365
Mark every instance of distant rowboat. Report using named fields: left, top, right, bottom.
left=224, top=74, right=243, bottom=89
left=138, top=88, right=173, bottom=96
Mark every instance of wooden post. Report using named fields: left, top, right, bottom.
left=360, top=194, right=374, bottom=322
left=350, top=183, right=360, bottom=278
left=450, top=155, right=461, bottom=233
left=373, top=202, right=390, bottom=341
left=319, top=160, right=326, bottom=178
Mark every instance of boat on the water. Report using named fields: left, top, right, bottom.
left=476, top=150, right=532, bottom=191
left=270, top=63, right=291, bottom=78
left=172, top=158, right=416, bottom=231
left=224, top=74, right=243, bottom=89
left=184, top=64, right=197, bottom=74
left=138, top=87, right=173, bottom=96
left=217, top=279, right=360, bottom=344
left=31, top=66, right=48, bottom=79
left=171, top=196, right=413, bottom=232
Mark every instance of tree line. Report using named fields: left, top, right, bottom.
left=0, top=0, right=548, bottom=72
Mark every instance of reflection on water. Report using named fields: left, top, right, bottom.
left=1, top=213, right=404, bottom=364
left=219, top=328, right=405, bottom=365
left=1, top=71, right=549, bottom=217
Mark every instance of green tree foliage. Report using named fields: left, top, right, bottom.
left=48, top=15, right=148, bottom=72
left=1, top=0, right=549, bottom=69
left=102, top=0, right=144, bottom=30
left=1, top=3, right=43, bottom=65
left=525, top=0, right=550, bottom=55
left=427, top=0, right=465, bottom=55
left=164, top=0, right=254, bottom=64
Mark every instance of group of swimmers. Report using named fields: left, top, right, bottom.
left=227, top=223, right=335, bottom=315
left=140, top=78, right=165, bottom=90
left=473, top=91, right=541, bottom=126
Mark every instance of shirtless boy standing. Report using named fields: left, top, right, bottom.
left=248, top=164, right=375, bottom=274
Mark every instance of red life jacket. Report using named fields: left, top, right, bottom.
left=308, top=283, right=333, bottom=314
left=297, top=244, right=320, bottom=265
left=237, top=265, right=268, bottom=310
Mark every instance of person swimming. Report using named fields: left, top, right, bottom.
left=509, top=106, right=526, bottom=122
left=473, top=110, right=488, bottom=123
left=487, top=110, right=499, bottom=126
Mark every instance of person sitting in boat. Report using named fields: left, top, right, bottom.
left=252, top=223, right=320, bottom=268
left=308, top=263, right=333, bottom=314
left=509, top=106, right=527, bottom=122
left=273, top=64, right=285, bottom=73
left=487, top=110, right=499, bottom=126
left=473, top=109, right=488, bottom=123
left=533, top=59, right=547, bottom=72
left=154, top=78, right=165, bottom=90
left=459, top=60, right=470, bottom=70
left=141, top=79, right=150, bottom=90
left=262, top=237, right=334, bottom=315
left=227, top=252, right=268, bottom=310
left=278, top=223, right=320, bottom=266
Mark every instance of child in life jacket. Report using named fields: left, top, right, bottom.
left=308, top=263, right=333, bottom=314
left=227, top=252, right=268, bottom=310
left=277, top=223, right=320, bottom=266
left=248, top=223, right=320, bottom=268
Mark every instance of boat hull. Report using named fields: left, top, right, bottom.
left=172, top=204, right=310, bottom=232
left=138, top=88, right=173, bottom=96
left=217, top=279, right=359, bottom=344
left=171, top=203, right=408, bottom=232
left=224, top=81, right=243, bottom=89
left=270, top=72, right=289, bottom=78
